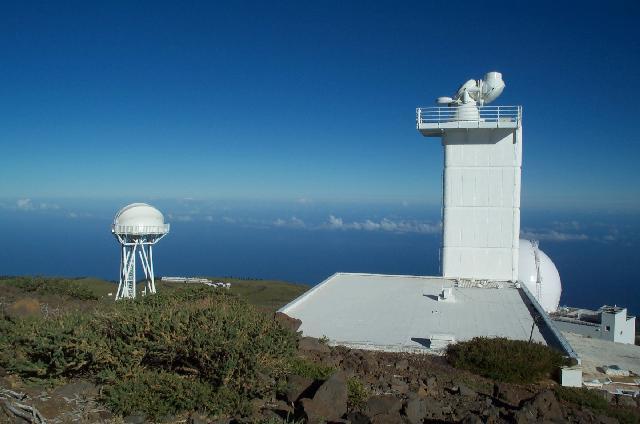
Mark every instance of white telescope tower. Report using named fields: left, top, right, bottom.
left=417, top=72, right=523, bottom=281
left=112, top=203, right=170, bottom=300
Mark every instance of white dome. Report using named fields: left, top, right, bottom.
left=518, top=239, right=562, bottom=313
left=113, top=203, right=168, bottom=235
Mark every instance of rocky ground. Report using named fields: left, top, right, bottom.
left=250, top=314, right=640, bottom=424
left=5, top=332, right=637, bottom=423
left=1, top=278, right=639, bottom=423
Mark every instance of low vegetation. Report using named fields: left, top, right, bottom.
left=0, top=286, right=299, bottom=419
left=346, top=377, right=368, bottom=410
left=445, top=337, right=564, bottom=383
left=555, top=386, right=640, bottom=424
left=0, top=276, right=103, bottom=301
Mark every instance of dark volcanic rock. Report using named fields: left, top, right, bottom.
left=371, top=413, right=402, bottom=423
left=274, top=311, right=302, bottom=333
left=365, top=395, right=402, bottom=418
left=284, top=374, right=314, bottom=403
left=423, top=398, right=444, bottom=420
left=493, top=382, right=533, bottom=407
left=461, top=414, right=483, bottom=424
left=300, top=372, right=347, bottom=423
left=515, top=389, right=563, bottom=423
left=458, top=383, right=477, bottom=398
left=299, top=337, right=331, bottom=353
left=404, top=396, right=427, bottom=424
left=346, top=411, right=372, bottom=424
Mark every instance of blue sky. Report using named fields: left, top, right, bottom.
left=1, top=1, right=639, bottom=211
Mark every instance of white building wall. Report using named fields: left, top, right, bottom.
left=553, top=309, right=636, bottom=345
left=621, top=316, right=636, bottom=344
left=442, top=127, right=522, bottom=281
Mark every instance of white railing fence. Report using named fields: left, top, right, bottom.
left=416, top=105, right=522, bottom=125
left=112, top=224, right=170, bottom=235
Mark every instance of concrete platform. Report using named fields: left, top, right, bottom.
left=563, top=332, right=640, bottom=378
left=279, top=273, right=548, bottom=353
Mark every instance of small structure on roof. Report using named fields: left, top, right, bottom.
left=551, top=305, right=636, bottom=345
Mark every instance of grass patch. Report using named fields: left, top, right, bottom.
left=445, top=337, right=563, bottom=384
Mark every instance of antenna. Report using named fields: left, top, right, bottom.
left=436, top=71, right=505, bottom=106
left=112, top=203, right=170, bottom=300
left=531, top=240, right=543, bottom=305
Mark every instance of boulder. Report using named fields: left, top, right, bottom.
left=274, top=312, right=302, bottom=333
left=365, top=395, right=402, bottom=418
left=371, top=413, right=402, bottom=424
left=516, top=390, right=563, bottom=423
left=425, top=376, right=437, bottom=389
left=301, top=372, right=347, bottom=423
left=346, top=411, right=372, bottom=424
left=404, top=397, right=426, bottom=424
left=395, top=359, right=409, bottom=370
left=493, top=382, right=532, bottom=407
left=461, top=414, right=483, bottom=424
left=616, top=394, right=636, bottom=407
left=423, top=398, right=444, bottom=420
left=299, top=337, right=331, bottom=353
left=284, top=374, right=314, bottom=403
left=458, top=384, right=477, bottom=398
left=390, top=377, right=409, bottom=394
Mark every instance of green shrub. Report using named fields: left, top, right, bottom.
left=445, top=337, right=563, bottom=383
left=347, top=377, right=368, bottom=410
left=101, top=369, right=216, bottom=418
left=287, top=356, right=334, bottom=380
left=0, top=313, right=109, bottom=378
left=0, top=287, right=299, bottom=418
left=97, top=288, right=297, bottom=397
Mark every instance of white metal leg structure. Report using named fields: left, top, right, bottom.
left=115, top=238, right=159, bottom=300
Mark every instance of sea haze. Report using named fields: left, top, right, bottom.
left=0, top=198, right=637, bottom=316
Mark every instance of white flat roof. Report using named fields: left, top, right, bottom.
left=280, top=273, right=546, bottom=352
left=562, top=332, right=640, bottom=379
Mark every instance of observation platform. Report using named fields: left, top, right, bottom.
left=417, top=105, right=522, bottom=137
left=279, top=273, right=570, bottom=354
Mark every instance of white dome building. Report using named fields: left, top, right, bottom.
left=112, top=203, right=170, bottom=300
left=113, top=203, right=168, bottom=234
left=518, top=239, right=562, bottom=313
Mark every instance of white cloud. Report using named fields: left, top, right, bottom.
left=274, top=216, right=306, bottom=229
left=325, top=215, right=440, bottom=234
left=16, top=198, right=34, bottom=210
left=520, top=229, right=589, bottom=242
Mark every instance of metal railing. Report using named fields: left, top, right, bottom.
left=112, top=224, right=170, bottom=235
left=416, top=105, right=522, bottom=125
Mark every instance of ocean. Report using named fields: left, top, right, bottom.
left=0, top=200, right=637, bottom=315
